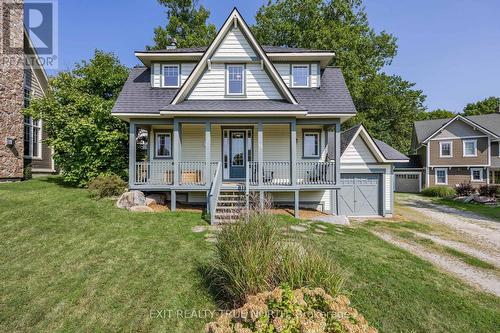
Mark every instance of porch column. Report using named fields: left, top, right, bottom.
left=294, top=190, right=300, bottom=218
left=290, top=120, right=297, bottom=187
left=172, top=119, right=181, bottom=211
left=258, top=122, right=263, bottom=187
left=335, top=122, right=341, bottom=184
left=205, top=122, right=211, bottom=185
left=128, top=121, right=136, bottom=188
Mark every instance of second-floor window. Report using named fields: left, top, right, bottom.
left=292, top=65, right=310, bottom=87
left=463, top=139, right=477, bottom=157
left=439, top=141, right=452, bottom=157
left=163, top=65, right=180, bottom=87
left=156, top=132, right=172, bottom=158
left=227, top=65, right=244, bottom=95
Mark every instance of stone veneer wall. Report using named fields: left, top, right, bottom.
left=0, top=0, right=24, bottom=180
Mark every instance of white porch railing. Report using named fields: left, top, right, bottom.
left=134, top=161, right=219, bottom=186
left=248, top=161, right=335, bottom=186
left=297, top=161, right=336, bottom=185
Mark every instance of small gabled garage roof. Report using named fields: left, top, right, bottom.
left=341, top=124, right=409, bottom=163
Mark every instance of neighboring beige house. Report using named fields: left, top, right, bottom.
left=395, top=113, right=500, bottom=192
left=112, top=8, right=408, bottom=223
left=0, top=3, right=54, bottom=181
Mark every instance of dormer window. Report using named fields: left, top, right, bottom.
left=162, top=64, right=180, bottom=87
left=292, top=64, right=310, bottom=88
left=226, top=64, right=245, bottom=95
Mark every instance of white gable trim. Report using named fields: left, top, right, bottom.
left=341, top=125, right=405, bottom=163
left=171, top=8, right=297, bottom=105
left=422, top=115, right=499, bottom=144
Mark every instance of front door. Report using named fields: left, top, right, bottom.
left=229, top=131, right=246, bottom=179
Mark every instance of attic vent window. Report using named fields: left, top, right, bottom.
left=162, top=64, right=180, bottom=88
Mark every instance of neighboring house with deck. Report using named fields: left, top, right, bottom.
left=1, top=8, right=54, bottom=182
left=395, top=112, right=500, bottom=192
left=112, top=8, right=407, bottom=222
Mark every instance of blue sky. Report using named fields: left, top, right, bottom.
left=52, top=0, right=500, bottom=112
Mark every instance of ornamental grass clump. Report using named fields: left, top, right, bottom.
left=205, top=286, right=377, bottom=333
left=206, top=212, right=345, bottom=307
left=421, top=186, right=456, bottom=198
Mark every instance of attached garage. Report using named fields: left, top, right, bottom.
left=339, top=174, right=381, bottom=216
left=395, top=172, right=421, bottom=193
left=339, top=125, right=409, bottom=217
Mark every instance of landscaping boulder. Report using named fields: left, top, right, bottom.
left=145, top=193, right=166, bottom=206
left=116, top=190, right=146, bottom=209
left=129, top=205, right=154, bottom=213
left=474, top=196, right=495, bottom=204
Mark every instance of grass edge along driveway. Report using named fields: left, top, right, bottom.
left=0, top=178, right=499, bottom=332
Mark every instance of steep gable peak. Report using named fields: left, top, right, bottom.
left=171, top=8, right=297, bottom=105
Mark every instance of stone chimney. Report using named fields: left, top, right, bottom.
left=0, top=0, right=25, bottom=181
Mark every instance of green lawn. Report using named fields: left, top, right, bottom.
left=431, top=197, right=500, bottom=222
left=1, top=178, right=499, bottom=332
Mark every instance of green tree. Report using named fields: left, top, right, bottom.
left=419, top=109, right=456, bottom=121
left=25, top=50, right=129, bottom=187
left=148, top=0, right=216, bottom=49
left=463, top=96, right=499, bottom=116
left=253, top=0, right=427, bottom=152
left=349, top=74, right=426, bottom=152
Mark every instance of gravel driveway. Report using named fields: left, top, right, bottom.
left=374, top=194, right=500, bottom=296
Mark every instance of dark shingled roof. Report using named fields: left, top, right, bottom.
left=394, top=155, right=423, bottom=169
left=373, top=139, right=409, bottom=161
left=138, top=45, right=332, bottom=54
left=112, top=67, right=177, bottom=114
left=341, top=125, right=408, bottom=162
left=291, top=68, right=356, bottom=114
left=413, top=113, right=500, bottom=144
left=112, top=67, right=357, bottom=115
left=162, top=100, right=304, bottom=112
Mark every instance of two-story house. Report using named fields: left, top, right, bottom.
left=395, top=113, right=500, bottom=192
left=112, top=8, right=408, bottom=223
left=1, top=3, right=54, bottom=182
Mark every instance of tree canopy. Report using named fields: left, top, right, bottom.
left=420, top=109, right=456, bottom=120
left=253, top=0, right=426, bottom=152
left=25, top=50, right=129, bottom=186
left=148, top=0, right=216, bottom=49
left=463, top=96, right=499, bottom=116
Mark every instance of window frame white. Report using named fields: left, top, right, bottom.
left=470, top=168, right=483, bottom=182
left=435, top=168, right=448, bottom=185
left=226, top=64, right=245, bottom=96
left=439, top=141, right=453, bottom=158
left=463, top=139, right=477, bottom=157
left=23, top=116, right=42, bottom=159
left=303, top=131, right=320, bottom=158
left=291, top=64, right=310, bottom=88
left=155, top=132, right=172, bottom=158
left=162, top=64, right=180, bottom=88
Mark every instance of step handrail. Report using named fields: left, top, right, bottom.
left=208, top=162, right=223, bottom=225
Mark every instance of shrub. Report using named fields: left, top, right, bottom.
left=455, top=183, right=475, bottom=196
left=23, top=164, right=32, bottom=180
left=479, top=185, right=498, bottom=198
left=206, top=213, right=344, bottom=306
left=87, top=173, right=127, bottom=198
left=422, top=186, right=456, bottom=198
left=205, top=286, right=377, bottom=333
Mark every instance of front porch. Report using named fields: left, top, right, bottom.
left=128, top=117, right=341, bottom=220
